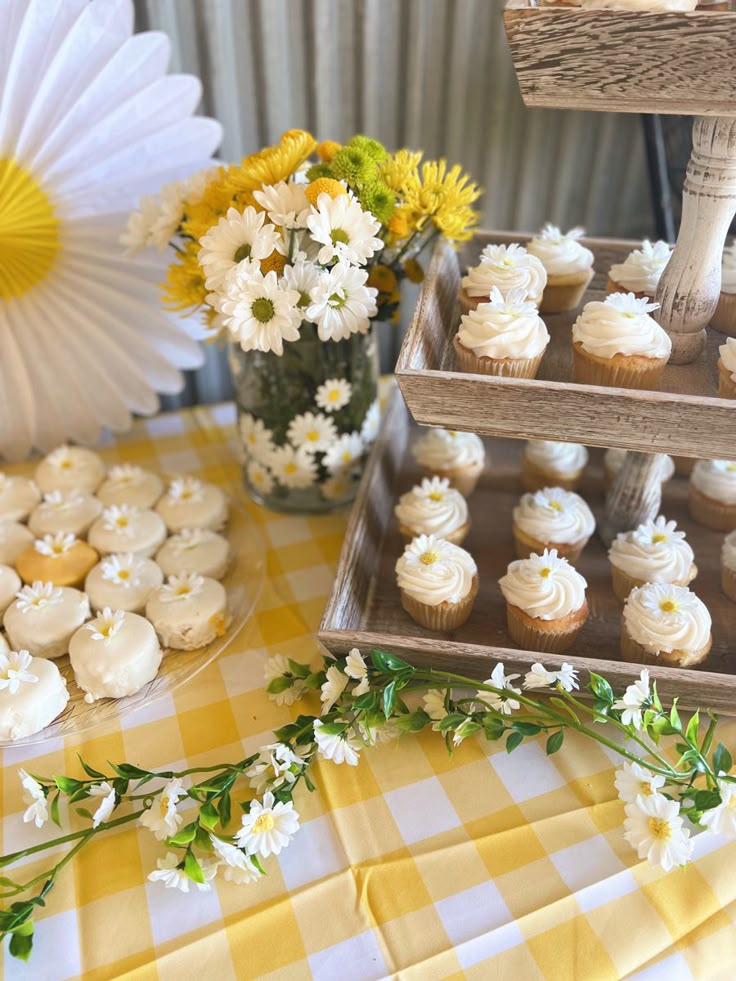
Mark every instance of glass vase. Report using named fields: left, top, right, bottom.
left=229, top=324, right=380, bottom=514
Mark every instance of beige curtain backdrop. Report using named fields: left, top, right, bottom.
left=133, top=0, right=655, bottom=404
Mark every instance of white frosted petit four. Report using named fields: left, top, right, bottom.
left=96, top=465, right=164, bottom=509
left=0, top=649, right=69, bottom=741
left=85, top=553, right=164, bottom=614
left=0, top=565, right=22, bottom=616
left=69, top=608, right=162, bottom=703
left=0, top=473, right=40, bottom=522
left=155, top=528, right=230, bottom=580
left=28, top=490, right=103, bottom=538
left=34, top=445, right=106, bottom=495
left=0, top=633, right=8, bottom=654
left=146, top=573, right=229, bottom=650
left=88, top=505, right=167, bottom=558
left=155, top=477, right=228, bottom=533
left=0, top=522, right=34, bottom=565
left=4, top=582, right=90, bottom=660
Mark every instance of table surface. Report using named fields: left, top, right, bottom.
left=3, top=401, right=736, bottom=981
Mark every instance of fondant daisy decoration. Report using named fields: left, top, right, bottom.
left=160, top=572, right=205, bottom=603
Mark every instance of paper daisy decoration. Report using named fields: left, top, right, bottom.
left=0, top=0, right=222, bottom=459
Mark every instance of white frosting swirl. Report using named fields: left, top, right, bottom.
left=457, top=287, right=549, bottom=360
left=609, top=516, right=694, bottom=583
left=624, top=583, right=711, bottom=655
left=525, top=440, right=588, bottom=475
left=719, top=337, right=736, bottom=382
left=691, top=459, right=736, bottom=505
left=499, top=548, right=587, bottom=620
left=528, top=225, right=594, bottom=277
left=572, top=293, right=672, bottom=359
left=513, top=487, right=596, bottom=545
left=722, top=243, right=736, bottom=295
left=412, top=429, right=485, bottom=471
left=609, top=240, right=672, bottom=293
left=395, top=534, right=476, bottom=606
left=395, top=478, right=468, bottom=538
left=462, top=244, right=547, bottom=300
left=722, top=530, right=736, bottom=572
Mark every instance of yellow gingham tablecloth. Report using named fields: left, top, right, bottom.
left=3, top=402, right=736, bottom=981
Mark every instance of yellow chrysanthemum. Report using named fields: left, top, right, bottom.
left=305, top=178, right=347, bottom=206
left=400, top=159, right=481, bottom=244
left=260, top=249, right=287, bottom=276
left=367, top=264, right=398, bottom=294
left=381, top=149, right=423, bottom=194
left=387, top=206, right=412, bottom=239
left=316, top=140, right=341, bottom=162
left=224, top=129, right=317, bottom=195
left=181, top=172, right=234, bottom=240
left=161, top=244, right=207, bottom=313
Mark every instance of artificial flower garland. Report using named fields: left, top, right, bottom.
left=2, top=648, right=735, bottom=962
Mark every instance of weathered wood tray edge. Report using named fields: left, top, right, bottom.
left=318, top=385, right=736, bottom=714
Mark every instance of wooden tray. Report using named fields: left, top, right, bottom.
left=319, top=386, right=736, bottom=712
left=395, top=232, right=735, bottom=460
left=503, top=1, right=736, bottom=116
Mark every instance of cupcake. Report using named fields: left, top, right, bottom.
left=572, top=293, right=672, bottom=390
left=395, top=534, right=478, bottom=631
left=459, top=243, right=547, bottom=314
left=603, top=448, right=675, bottom=490
left=34, top=445, right=106, bottom=495
left=499, top=548, right=588, bottom=654
left=146, top=573, right=230, bottom=650
left=522, top=440, right=588, bottom=492
left=721, top=530, right=736, bottom=603
left=0, top=649, right=69, bottom=741
left=513, top=487, right=595, bottom=563
left=412, top=429, right=486, bottom=496
left=394, top=477, right=470, bottom=545
left=527, top=225, right=594, bottom=314
left=621, top=583, right=712, bottom=668
left=96, top=465, right=164, bottom=509
left=4, top=582, right=90, bottom=660
left=0, top=564, right=21, bottom=616
left=0, top=473, right=40, bottom=523
left=608, top=517, right=697, bottom=602
left=69, top=609, right=162, bottom=703
left=155, top=477, right=228, bottom=533
left=454, top=287, right=549, bottom=379
left=717, top=337, right=736, bottom=399
left=607, top=240, right=672, bottom=298
left=88, top=505, right=167, bottom=557
left=711, top=242, right=736, bottom=336
left=28, top=490, right=102, bottom=539
left=16, top=533, right=99, bottom=588
left=0, top=522, right=34, bottom=566
left=155, top=529, right=231, bottom=580
left=85, top=553, right=164, bottom=614
left=689, top=459, right=736, bottom=531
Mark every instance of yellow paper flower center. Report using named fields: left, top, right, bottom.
left=306, top=430, right=319, bottom=443
left=285, top=463, right=298, bottom=475
left=116, top=517, right=129, bottom=528
left=549, top=501, right=562, bottom=512
left=341, top=451, right=352, bottom=464
left=421, top=552, right=439, bottom=566
left=648, top=817, right=671, bottom=841
left=639, top=781, right=654, bottom=797
left=328, top=389, right=340, bottom=402
left=59, top=459, right=73, bottom=470
left=52, top=543, right=65, bottom=555
left=159, top=795, right=171, bottom=818
left=176, top=585, right=192, bottom=597
left=540, top=567, right=552, bottom=579
left=651, top=534, right=666, bottom=544
left=428, top=492, right=443, bottom=502
left=659, top=599, right=677, bottom=613
left=253, top=812, right=275, bottom=834
left=0, top=158, right=60, bottom=299
left=118, top=570, right=130, bottom=581
left=100, top=622, right=116, bottom=637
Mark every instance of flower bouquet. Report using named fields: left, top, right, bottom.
left=125, top=130, right=480, bottom=512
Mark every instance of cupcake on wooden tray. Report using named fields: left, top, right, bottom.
left=412, top=429, right=486, bottom=496
left=394, top=477, right=470, bottom=546
left=608, top=517, right=697, bottom=602
left=712, top=242, right=736, bottom=336
left=572, top=293, right=672, bottom=390
left=453, top=287, right=549, bottom=379
left=15, top=533, right=98, bottom=589
left=621, top=583, right=712, bottom=668
left=527, top=224, right=594, bottom=314
left=395, top=534, right=478, bottom=631
left=603, top=448, right=675, bottom=490
left=512, top=487, right=595, bottom=562
left=0, top=473, right=40, bottom=523
left=689, top=459, right=736, bottom=531
left=522, top=440, right=588, bottom=492
left=717, top=337, right=736, bottom=399
left=499, top=548, right=588, bottom=654
left=607, top=240, right=672, bottom=299
left=459, top=243, right=547, bottom=314
left=34, top=445, right=106, bottom=495
left=721, top=531, right=736, bottom=603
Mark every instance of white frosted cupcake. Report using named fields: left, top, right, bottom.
left=85, top=553, right=164, bottom=614
left=0, top=473, right=40, bottom=523
left=146, top=573, right=229, bottom=650
left=0, top=565, right=21, bottom=616
left=721, top=531, right=736, bottom=603
left=394, top=477, right=470, bottom=546
left=607, top=240, right=672, bottom=298
left=155, top=528, right=231, bottom=580
left=609, top=517, right=697, bottom=601
left=96, top=465, right=164, bottom=509
left=395, top=534, right=478, bottom=631
left=527, top=225, right=594, bottom=314
left=34, top=445, right=106, bottom=495
left=499, top=549, right=588, bottom=654
left=0, top=522, right=34, bottom=566
left=0, top=649, right=69, bottom=741
left=522, top=440, right=588, bottom=492
left=689, top=460, right=736, bottom=531
left=88, top=505, right=167, bottom=557
left=513, top=487, right=595, bottom=563
left=604, top=448, right=675, bottom=489
left=69, top=609, right=162, bottom=703
left=412, top=429, right=486, bottom=496
left=621, top=583, right=712, bottom=668
left=155, top=477, right=228, bottom=533
left=711, top=242, right=736, bottom=337
left=28, top=490, right=102, bottom=539
left=459, top=243, right=547, bottom=313
left=454, top=287, right=549, bottom=379
left=4, top=582, right=90, bottom=660
left=717, top=337, right=736, bottom=399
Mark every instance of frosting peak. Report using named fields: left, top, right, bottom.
left=395, top=534, right=476, bottom=607
left=499, top=549, right=587, bottom=620
left=572, top=293, right=672, bottom=360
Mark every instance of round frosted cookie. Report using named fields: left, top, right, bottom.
left=16, top=534, right=99, bottom=588
left=4, top=582, right=90, bottom=660
left=155, top=528, right=230, bottom=580
left=69, top=609, right=162, bottom=703
left=146, top=573, right=229, bottom=650
left=88, top=505, right=167, bottom=558
left=85, top=553, right=164, bottom=614
left=155, top=477, right=228, bottom=533
left=96, top=465, right=164, bottom=509
left=0, top=473, right=41, bottom=522
left=34, top=445, right=106, bottom=495
left=0, top=649, right=69, bottom=741
left=28, top=490, right=102, bottom=538
left=0, top=522, right=34, bottom=566
left=0, top=565, right=21, bottom=616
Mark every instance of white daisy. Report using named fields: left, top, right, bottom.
left=34, top=532, right=76, bottom=558
left=321, top=472, right=354, bottom=502
left=344, top=648, right=370, bottom=696
left=245, top=743, right=305, bottom=795
left=148, top=852, right=217, bottom=892
left=613, top=669, right=650, bottom=729
left=15, top=581, right=63, bottom=613
left=19, top=769, right=47, bottom=829
left=287, top=412, right=337, bottom=454
left=219, top=267, right=302, bottom=355
left=306, top=192, right=383, bottom=266
left=40, top=490, right=82, bottom=510
left=476, top=663, right=522, bottom=715
left=199, top=206, right=284, bottom=290
left=315, top=378, right=352, bottom=413
left=320, top=664, right=348, bottom=713
left=700, top=778, right=736, bottom=837
left=101, top=505, right=138, bottom=535
left=100, top=553, right=145, bottom=588
left=523, top=662, right=579, bottom=693
left=247, top=460, right=275, bottom=496
left=148, top=180, right=188, bottom=250
left=120, top=195, right=161, bottom=258
left=210, top=835, right=263, bottom=883
left=106, top=464, right=145, bottom=484
left=235, top=791, right=300, bottom=858
left=0, top=650, right=38, bottom=695
left=167, top=477, right=205, bottom=503
left=282, top=260, right=322, bottom=310
left=614, top=762, right=666, bottom=805
left=269, top=445, right=317, bottom=489
left=605, top=292, right=660, bottom=316
left=323, top=432, right=364, bottom=475
left=85, top=608, right=126, bottom=643
left=360, top=401, right=381, bottom=444
left=306, top=263, right=378, bottom=342
left=89, top=782, right=117, bottom=828
left=160, top=572, right=205, bottom=603
left=423, top=690, right=449, bottom=730
left=238, top=414, right=276, bottom=464
left=139, top=778, right=189, bottom=841
left=264, top=653, right=304, bottom=707
left=313, top=719, right=362, bottom=766
left=624, top=794, right=693, bottom=871
left=253, top=181, right=310, bottom=229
